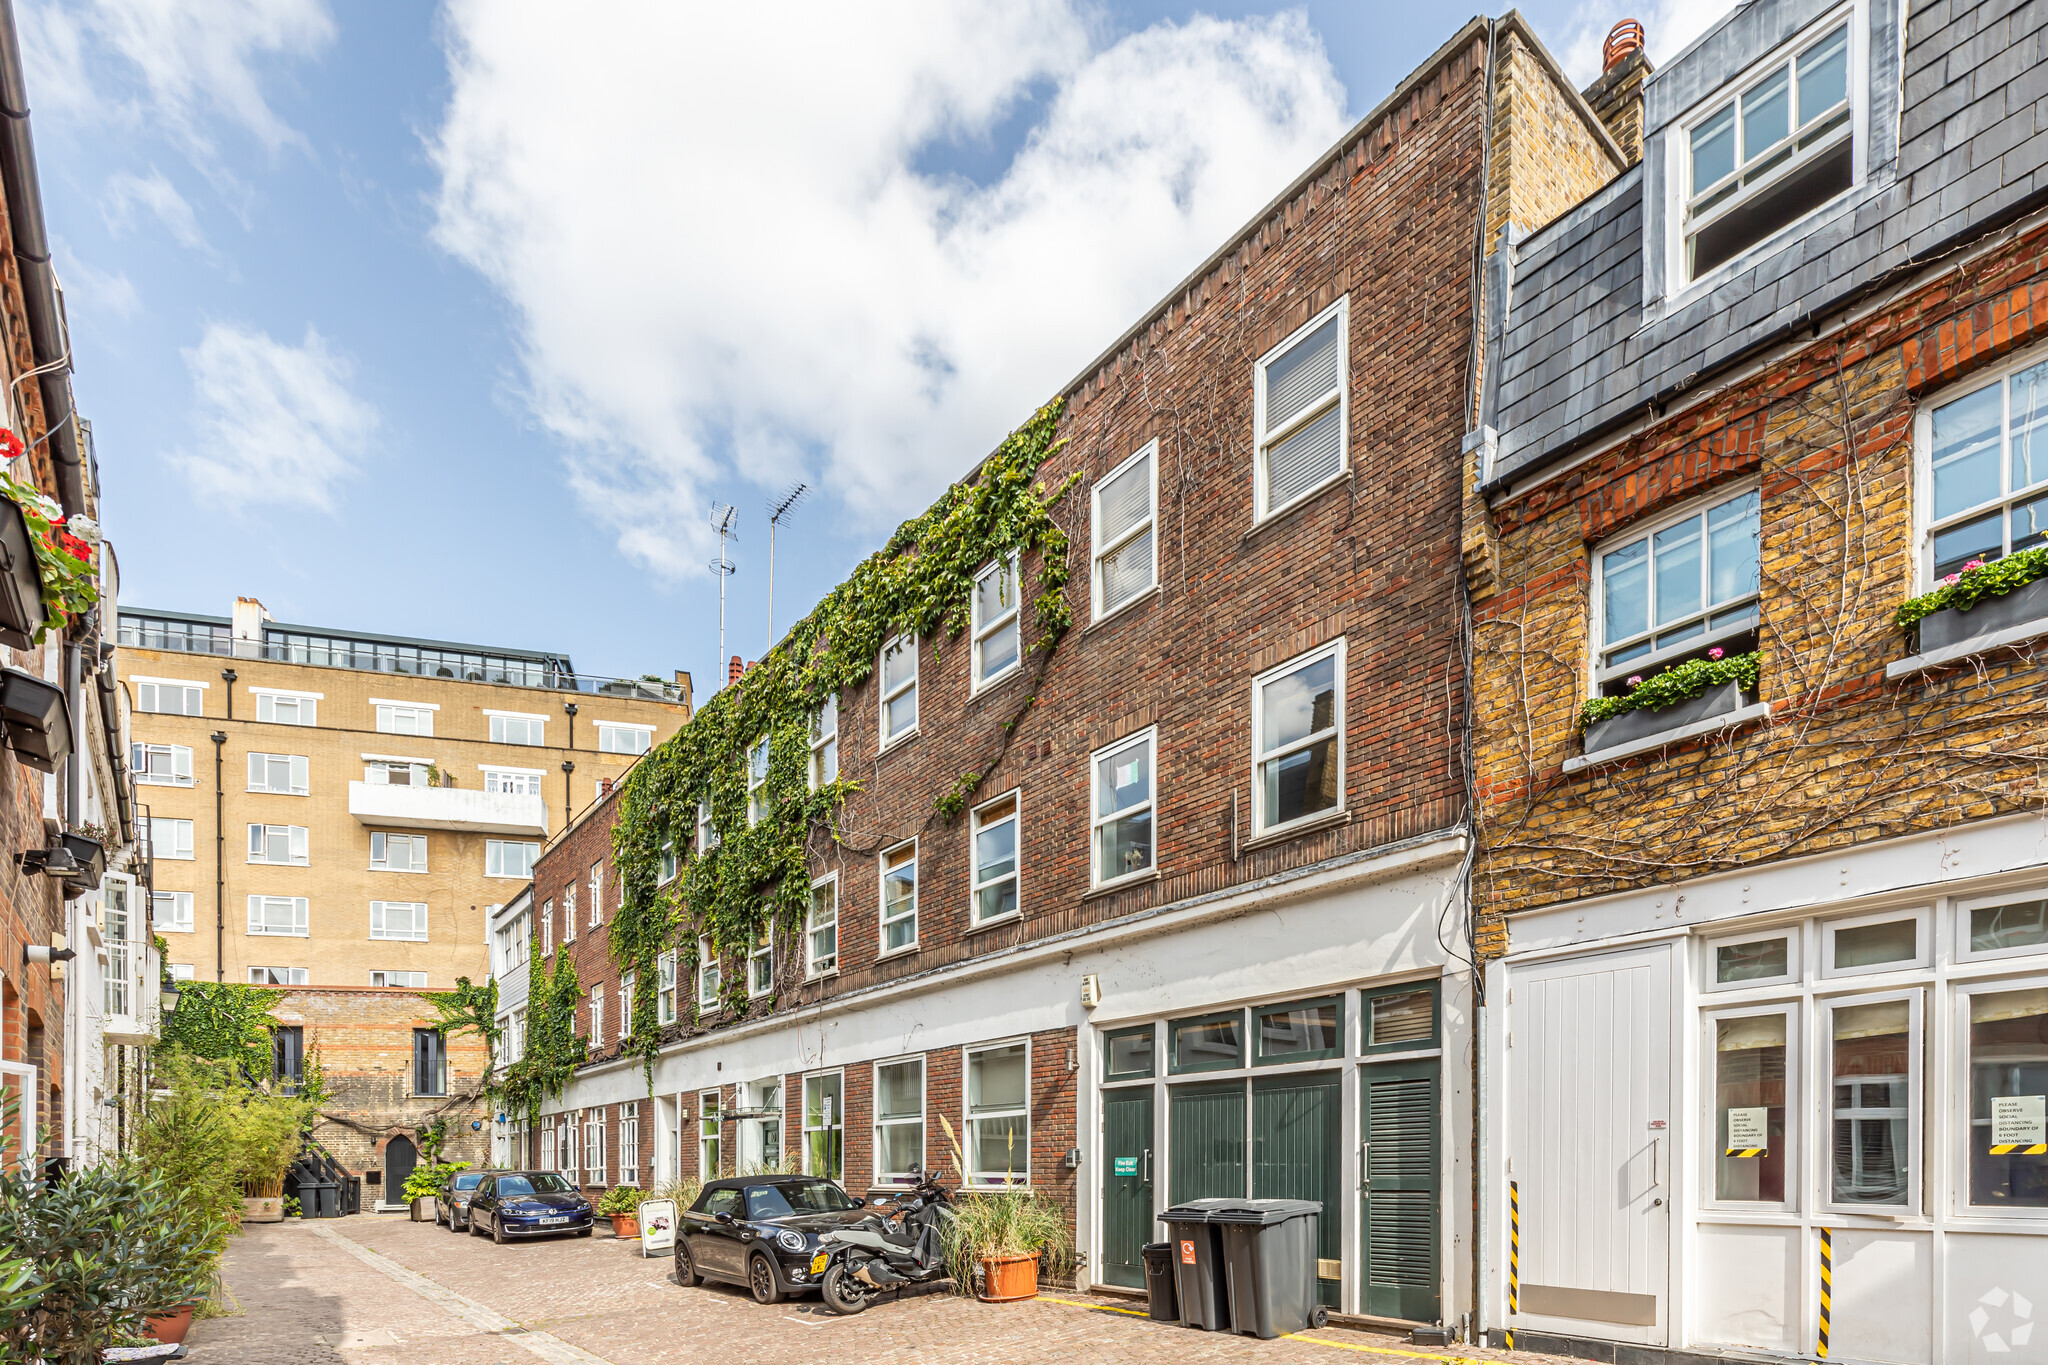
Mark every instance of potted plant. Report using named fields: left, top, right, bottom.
left=943, top=1187, right=1074, bottom=1303
left=1895, top=547, right=2048, bottom=652
left=1578, top=648, right=1761, bottom=755
left=597, top=1184, right=645, bottom=1237
left=403, top=1160, right=469, bottom=1222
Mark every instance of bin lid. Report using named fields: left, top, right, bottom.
left=1159, top=1197, right=1246, bottom=1223
left=1186, top=1198, right=1322, bottom=1225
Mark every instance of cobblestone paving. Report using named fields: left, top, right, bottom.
left=188, top=1216, right=1575, bottom=1365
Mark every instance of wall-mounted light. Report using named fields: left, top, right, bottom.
left=159, top=981, right=181, bottom=1014
left=24, top=944, right=76, bottom=965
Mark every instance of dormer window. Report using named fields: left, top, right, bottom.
left=1684, top=17, right=1852, bottom=281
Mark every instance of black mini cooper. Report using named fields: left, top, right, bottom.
left=675, top=1175, right=873, bottom=1302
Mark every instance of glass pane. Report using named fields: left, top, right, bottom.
left=877, top=1121, right=924, bottom=1178
left=976, top=560, right=1016, bottom=628
left=805, top=1073, right=840, bottom=1127
left=1264, top=404, right=1343, bottom=508
left=2013, top=360, right=2048, bottom=492
left=1796, top=25, right=1849, bottom=125
left=971, top=1114, right=1029, bottom=1180
left=2012, top=490, right=2048, bottom=556
left=1934, top=510, right=2006, bottom=580
left=886, top=690, right=917, bottom=738
left=1098, top=812, right=1153, bottom=881
left=1098, top=452, right=1152, bottom=543
left=1100, top=524, right=1155, bottom=612
left=975, top=814, right=1016, bottom=888
left=1715, top=1014, right=1788, bottom=1201
left=1603, top=539, right=1650, bottom=643
left=1257, top=1001, right=1339, bottom=1059
left=1706, top=491, right=1760, bottom=606
left=875, top=1062, right=921, bottom=1121
left=1831, top=1001, right=1910, bottom=1206
left=1260, top=656, right=1337, bottom=755
left=1172, top=1015, right=1243, bottom=1070
left=1715, top=937, right=1790, bottom=983
left=1969, top=988, right=2048, bottom=1208
left=1262, top=736, right=1339, bottom=827
left=1932, top=383, right=2004, bottom=521
left=882, top=638, right=911, bottom=693
left=1692, top=103, right=1736, bottom=194
left=1653, top=516, right=1704, bottom=626
left=1970, top=900, right=2048, bottom=953
left=1264, top=317, right=1341, bottom=432
left=1741, top=65, right=1790, bottom=162
left=977, top=878, right=1017, bottom=923
left=1106, top=1030, right=1153, bottom=1079
left=883, top=852, right=915, bottom=920
left=1096, top=738, right=1151, bottom=817
left=969, top=1045, right=1027, bottom=1112
left=1369, top=990, right=1434, bottom=1047
left=979, top=618, right=1019, bottom=679
left=1833, top=919, right=1918, bottom=969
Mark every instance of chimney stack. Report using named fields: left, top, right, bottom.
left=728, top=654, right=743, bottom=686
left=232, top=596, right=272, bottom=644
left=1584, top=20, right=1652, bottom=166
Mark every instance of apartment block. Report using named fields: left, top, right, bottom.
left=1471, top=1, right=2048, bottom=1359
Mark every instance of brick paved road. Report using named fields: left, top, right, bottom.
left=187, top=1216, right=1571, bottom=1365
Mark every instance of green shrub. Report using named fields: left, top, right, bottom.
left=1578, top=650, right=1761, bottom=730
left=1894, top=546, right=2048, bottom=628
left=597, top=1185, right=645, bottom=1216
left=940, top=1188, right=1075, bottom=1295
left=401, top=1161, right=470, bottom=1204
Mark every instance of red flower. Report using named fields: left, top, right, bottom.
left=0, top=429, right=22, bottom=463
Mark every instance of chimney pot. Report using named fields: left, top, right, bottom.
left=1603, top=19, right=1645, bottom=71
left=728, top=654, right=743, bottom=685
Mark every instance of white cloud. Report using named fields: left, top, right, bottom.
left=56, top=249, right=141, bottom=322
left=1554, top=0, right=1743, bottom=87
left=18, top=0, right=333, bottom=159
left=429, top=1, right=1348, bottom=578
left=102, top=168, right=209, bottom=252
left=172, top=322, right=377, bottom=511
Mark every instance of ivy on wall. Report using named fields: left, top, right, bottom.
left=158, top=982, right=277, bottom=1075
left=424, top=976, right=499, bottom=1081
left=604, top=400, right=1078, bottom=1078
left=495, top=935, right=587, bottom=1124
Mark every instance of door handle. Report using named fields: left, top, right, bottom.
left=1650, top=1137, right=1663, bottom=1195
left=1143, top=1148, right=1153, bottom=1185
left=1360, top=1141, right=1370, bottom=1191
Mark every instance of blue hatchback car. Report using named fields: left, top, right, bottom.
left=467, top=1171, right=594, bottom=1244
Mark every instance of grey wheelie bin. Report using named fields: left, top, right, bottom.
left=1207, top=1198, right=1326, bottom=1338
left=1141, top=1243, right=1180, bottom=1321
left=1158, top=1199, right=1235, bottom=1330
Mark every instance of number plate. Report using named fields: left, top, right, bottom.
left=811, top=1252, right=829, bottom=1274
left=540, top=1216, right=570, bottom=1225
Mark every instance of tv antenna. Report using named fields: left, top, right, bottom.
left=709, top=503, right=739, bottom=679
left=766, top=482, right=809, bottom=647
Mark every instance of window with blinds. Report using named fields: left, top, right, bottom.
left=1255, top=300, right=1347, bottom=520
left=1093, top=442, right=1157, bottom=619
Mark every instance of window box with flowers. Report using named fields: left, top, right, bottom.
left=1894, top=550, right=2048, bottom=655
left=0, top=435, right=97, bottom=647
left=1577, top=648, right=1763, bottom=759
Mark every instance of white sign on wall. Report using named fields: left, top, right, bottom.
left=639, top=1198, right=677, bottom=1257
left=1990, top=1095, right=2046, bottom=1150
left=1725, top=1106, right=1769, bottom=1153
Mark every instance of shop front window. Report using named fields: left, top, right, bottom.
left=1968, top=985, right=2048, bottom=1210
left=1713, top=1012, right=1789, bottom=1203
left=1829, top=997, right=1915, bottom=1208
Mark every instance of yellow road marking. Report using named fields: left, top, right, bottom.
left=1040, top=1295, right=1497, bottom=1364
left=1041, top=1296, right=1150, bottom=1318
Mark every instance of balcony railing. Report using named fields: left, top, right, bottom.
left=348, top=781, right=550, bottom=837
left=115, top=626, right=685, bottom=702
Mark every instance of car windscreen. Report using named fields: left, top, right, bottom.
left=494, top=1176, right=535, bottom=1197
left=745, top=1180, right=856, bottom=1219
left=525, top=1173, right=575, bottom=1194
left=453, top=1174, right=486, bottom=1190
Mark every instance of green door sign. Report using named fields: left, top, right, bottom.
left=1114, top=1156, right=1138, bottom=1176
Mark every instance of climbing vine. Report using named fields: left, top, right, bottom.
left=605, top=400, right=1079, bottom=1077
left=423, top=976, right=499, bottom=1083
left=157, top=981, right=277, bottom=1074
left=495, top=934, right=586, bottom=1124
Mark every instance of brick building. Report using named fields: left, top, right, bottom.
left=514, top=15, right=1620, bottom=1328
left=1469, top=1, right=2048, bottom=1359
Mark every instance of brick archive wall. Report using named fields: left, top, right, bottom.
left=1469, top=215, right=2048, bottom=943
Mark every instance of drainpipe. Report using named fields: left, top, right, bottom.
left=61, top=638, right=79, bottom=827
left=560, top=759, right=574, bottom=823
left=211, top=732, right=226, bottom=981
left=221, top=667, right=235, bottom=720
left=0, top=1, right=87, bottom=516
left=563, top=701, right=577, bottom=751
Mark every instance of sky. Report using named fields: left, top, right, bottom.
left=21, top=0, right=1736, bottom=695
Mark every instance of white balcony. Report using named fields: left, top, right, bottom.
left=348, top=781, right=549, bottom=837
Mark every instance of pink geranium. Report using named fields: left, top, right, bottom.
left=1708, top=647, right=1724, bottom=660
left=1944, top=573, right=1961, bottom=585
left=1626, top=675, right=1643, bottom=687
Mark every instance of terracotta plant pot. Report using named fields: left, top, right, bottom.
left=610, top=1214, right=640, bottom=1238
left=241, top=1194, right=284, bottom=1223
left=144, top=1303, right=194, bottom=1345
left=979, top=1253, right=1040, bottom=1302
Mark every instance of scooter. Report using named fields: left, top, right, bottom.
left=816, top=1164, right=956, bottom=1314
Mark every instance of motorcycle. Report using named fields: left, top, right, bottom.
left=816, top=1164, right=956, bottom=1314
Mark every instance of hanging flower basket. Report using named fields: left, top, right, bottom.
left=0, top=450, right=97, bottom=643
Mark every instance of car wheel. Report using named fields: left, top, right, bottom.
left=749, top=1253, right=782, bottom=1304
left=821, top=1263, right=871, bottom=1316
left=675, top=1242, right=699, bottom=1287
left=492, top=1216, right=506, bottom=1246
left=468, top=1214, right=482, bottom=1237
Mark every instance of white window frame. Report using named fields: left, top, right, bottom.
left=132, top=675, right=207, bottom=716
left=1092, top=440, right=1159, bottom=621
left=969, top=789, right=1022, bottom=927
left=247, top=966, right=308, bottom=985
left=247, top=751, right=310, bottom=795
left=562, top=886, right=576, bottom=943
left=246, top=895, right=309, bottom=938
left=658, top=839, right=678, bottom=884
left=247, top=823, right=310, bottom=867
left=1253, top=295, right=1349, bottom=522
left=657, top=950, right=678, bottom=1025
left=1951, top=972, right=2048, bottom=1220
left=1914, top=343, right=2048, bottom=588
left=541, top=898, right=554, bottom=955
left=619, top=970, right=635, bottom=1041
left=1954, top=888, right=2048, bottom=965
left=1702, top=925, right=1802, bottom=993
left=809, top=694, right=838, bottom=791
left=132, top=742, right=194, bottom=787
left=879, top=839, right=918, bottom=956
left=597, top=722, right=654, bottom=755
left=800, top=1071, right=842, bottom=1180
left=963, top=1039, right=1031, bottom=1187
left=585, top=1107, right=606, bottom=1185
left=872, top=1056, right=926, bottom=1188
left=878, top=634, right=918, bottom=746
left=369, top=830, right=428, bottom=873
left=486, top=710, right=548, bottom=745
left=697, top=934, right=721, bottom=1010
left=696, top=798, right=719, bottom=854
left=970, top=552, right=1022, bottom=691
left=806, top=873, right=839, bottom=978
left=1250, top=639, right=1347, bottom=838
left=1819, top=904, right=1933, bottom=979
left=1821, top=987, right=1923, bottom=1218
left=370, top=970, right=428, bottom=989
left=588, top=862, right=604, bottom=927
left=1699, top=1001, right=1800, bottom=1215
left=589, top=983, right=604, bottom=1043
left=746, top=736, right=771, bottom=826
left=485, top=839, right=539, bottom=879
left=151, top=890, right=195, bottom=933
left=481, top=766, right=546, bottom=795
left=370, top=900, right=429, bottom=943
left=1671, top=4, right=1863, bottom=290
left=1089, top=727, right=1157, bottom=889
left=1588, top=483, right=1762, bottom=682
left=372, top=700, right=437, bottom=736
left=748, top=924, right=773, bottom=996
left=700, top=1089, right=724, bottom=1179
left=507, top=1007, right=526, bottom=1063
left=619, top=1101, right=640, bottom=1186
left=252, top=688, right=321, bottom=726
left=149, top=817, right=195, bottom=861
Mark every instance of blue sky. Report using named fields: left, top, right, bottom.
left=23, top=0, right=1729, bottom=695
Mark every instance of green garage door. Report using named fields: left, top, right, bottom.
left=1168, top=1080, right=1245, bottom=1205
left=1100, top=1088, right=1154, bottom=1288
left=1361, top=1059, right=1439, bottom=1322
left=1252, top=1071, right=1341, bottom=1308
